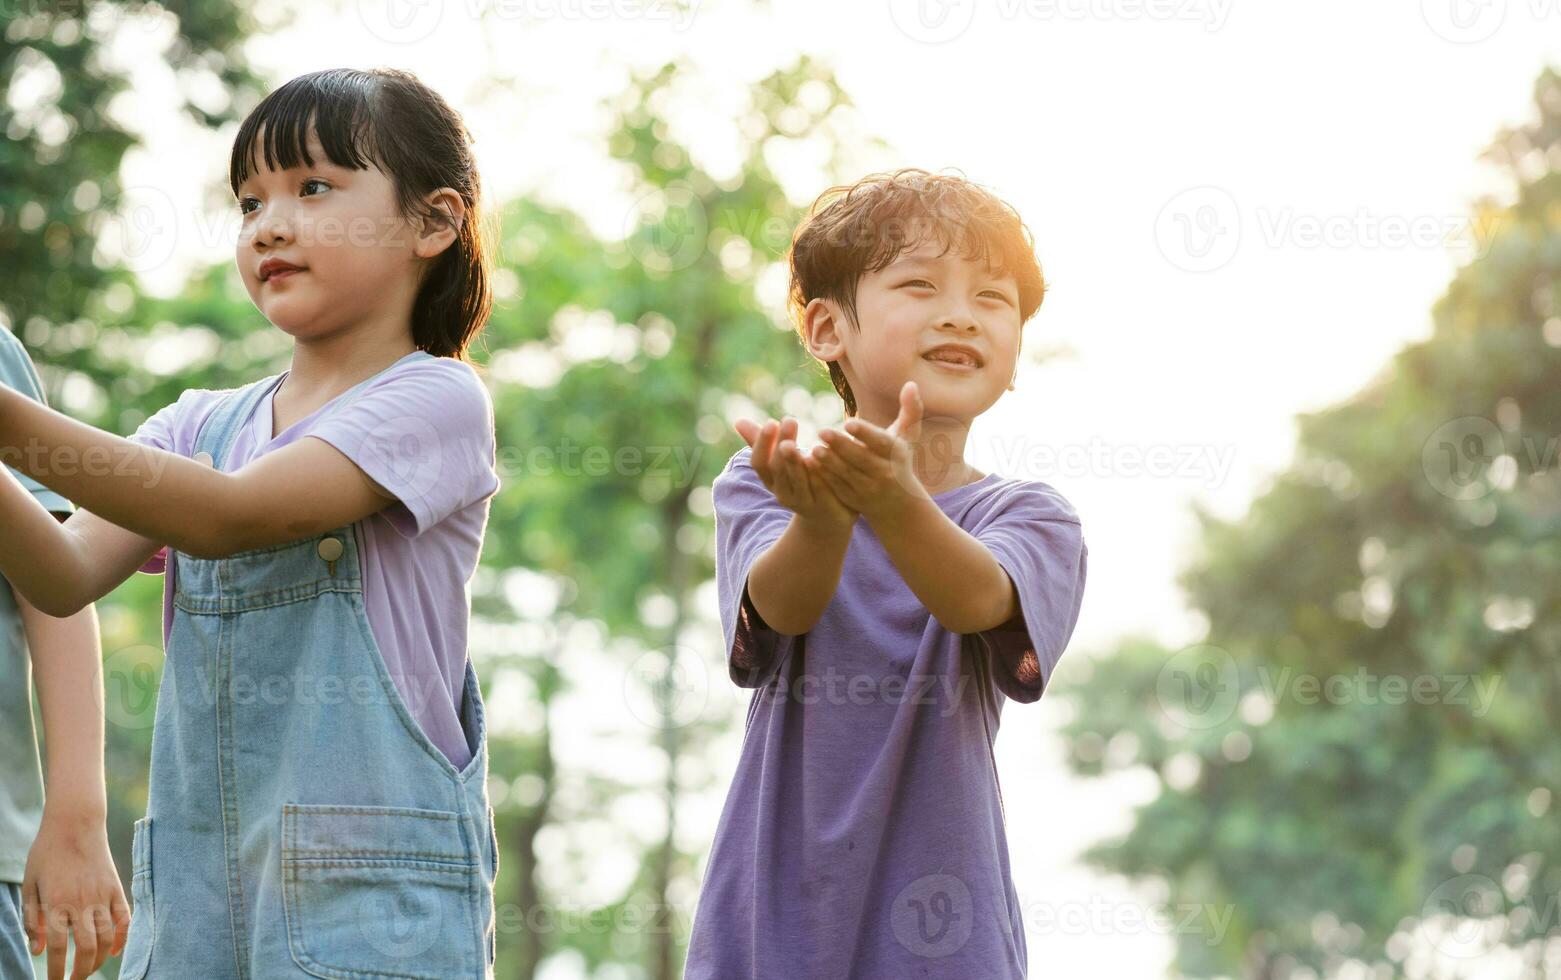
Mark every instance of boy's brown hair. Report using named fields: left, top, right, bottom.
left=786, top=168, right=1046, bottom=417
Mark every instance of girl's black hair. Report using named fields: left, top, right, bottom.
left=229, top=68, right=493, bottom=362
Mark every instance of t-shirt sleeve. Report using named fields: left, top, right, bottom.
left=0, top=330, right=72, bottom=516
left=712, top=447, right=795, bottom=688
left=972, top=483, right=1088, bottom=703
left=306, top=357, right=499, bottom=538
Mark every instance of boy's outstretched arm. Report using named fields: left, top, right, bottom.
left=15, top=542, right=130, bottom=980
left=810, top=382, right=1019, bottom=635
left=733, top=416, right=857, bottom=636
left=857, top=495, right=1020, bottom=635
left=0, top=385, right=396, bottom=615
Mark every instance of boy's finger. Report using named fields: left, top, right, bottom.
left=771, top=439, right=796, bottom=493
left=813, top=445, right=869, bottom=497
left=752, top=419, right=779, bottom=476
left=842, top=418, right=895, bottom=455
left=818, top=428, right=876, bottom=467
left=733, top=418, right=759, bottom=447
left=802, top=455, right=847, bottom=509
left=811, top=456, right=854, bottom=508
left=886, top=381, right=923, bottom=439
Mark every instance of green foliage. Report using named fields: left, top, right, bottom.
left=1058, top=68, right=1561, bottom=978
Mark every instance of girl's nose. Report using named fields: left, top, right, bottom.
left=252, top=205, right=294, bottom=248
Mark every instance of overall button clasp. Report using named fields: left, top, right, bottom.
left=317, top=536, right=344, bottom=576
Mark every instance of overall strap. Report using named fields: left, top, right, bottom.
left=192, top=373, right=286, bottom=472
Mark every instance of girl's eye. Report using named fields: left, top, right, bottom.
left=899, top=279, right=934, bottom=289
left=232, top=181, right=324, bottom=218
left=982, top=290, right=1013, bottom=304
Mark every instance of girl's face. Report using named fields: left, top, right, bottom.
left=817, top=238, right=1023, bottom=424
left=234, top=129, right=424, bottom=341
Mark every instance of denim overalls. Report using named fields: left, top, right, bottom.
left=119, top=367, right=499, bottom=979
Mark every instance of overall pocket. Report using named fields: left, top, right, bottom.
left=118, top=817, right=154, bottom=980
left=281, top=803, right=482, bottom=980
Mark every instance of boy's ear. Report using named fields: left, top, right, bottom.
left=413, top=187, right=466, bottom=259
left=801, top=297, right=847, bottom=363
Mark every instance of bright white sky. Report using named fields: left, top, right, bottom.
left=93, top=0, right=1560, bottom=975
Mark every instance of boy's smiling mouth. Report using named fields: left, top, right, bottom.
left=922, top=343, right=984, bottom=370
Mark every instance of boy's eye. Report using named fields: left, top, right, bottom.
left=301, top=177, right=330, bottom=196
left=982, top=290, right=1013, bottom=304
left=238, top=196, right=258, bottom=215
left=899, top=279, right=934, bottom=289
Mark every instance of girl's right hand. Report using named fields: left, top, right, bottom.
left=733, top=416, right=856, bottom=532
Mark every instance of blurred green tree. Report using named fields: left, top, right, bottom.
left=1056, top=67, right=1561, bottom=978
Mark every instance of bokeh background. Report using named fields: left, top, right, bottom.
left=4, top=0, right=1561, bottom=976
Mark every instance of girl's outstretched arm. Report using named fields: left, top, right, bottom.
left=0, top=385, right=395, bottom=616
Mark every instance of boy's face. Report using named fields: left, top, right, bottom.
left=234, top=127, right=423, bottom=341
left=811, top=238, right=1023, bottom=424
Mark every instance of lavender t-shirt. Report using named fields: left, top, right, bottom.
left=129, top=351, right=499, bottom=770
left=685, top=446, right=1088, bottom=980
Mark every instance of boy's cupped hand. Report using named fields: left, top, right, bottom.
left=733, top=415, right=857, bottom=531
left=812, top=381, right=933, bottom=525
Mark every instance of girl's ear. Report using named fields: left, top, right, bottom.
left=802, top=297, right=847, bottom=363
left=413, top=187, right=466, bottom=259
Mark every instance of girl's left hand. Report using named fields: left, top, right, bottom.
left=812, top=381, right=929, bottom=525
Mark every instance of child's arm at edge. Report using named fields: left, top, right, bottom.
left=0, top=385, right=394, bottom=616
left=15, top=528, right=130, bottom=971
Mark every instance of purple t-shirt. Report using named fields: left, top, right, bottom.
left=685, top=446, right=1088, bottom=980
left=129, top=351, right=499, bottom=770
